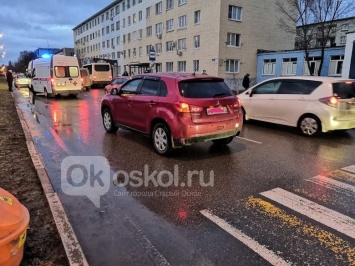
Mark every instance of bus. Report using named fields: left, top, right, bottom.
left=82, top=62, right=112, bottom=88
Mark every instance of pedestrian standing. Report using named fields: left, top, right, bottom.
left=6, top=70, right=13, bottom=92
left=202, top=70, right=207, bottom=75
left=242, top=73, right=250, bottom=90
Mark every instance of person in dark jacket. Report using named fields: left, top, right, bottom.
left=6, top=70, right=13, bottom=91
left=242, top=73, right=250, bottom=90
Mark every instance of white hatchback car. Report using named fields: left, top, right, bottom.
left=238, top=76, right=355, bottom=136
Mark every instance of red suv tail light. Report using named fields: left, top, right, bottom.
left=229, top=98, right=241, bottom=112
left=319, top=96, right=339, bottom=108
left=174, top=102, right=203, bottom=113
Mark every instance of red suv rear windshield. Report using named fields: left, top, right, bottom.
left=178, top=80, right=233, bottom=98
left=332, top=82, right=355, bottom=99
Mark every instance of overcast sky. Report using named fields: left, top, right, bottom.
left=0, top=0, right=114, bottom=64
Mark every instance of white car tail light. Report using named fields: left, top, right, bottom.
left=319, top=96, right=339, bottom=108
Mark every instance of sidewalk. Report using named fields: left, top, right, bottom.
left=0, top=77, right=69, bottom=265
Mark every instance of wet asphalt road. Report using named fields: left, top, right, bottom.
left=14, top=88, right=355, bottom=265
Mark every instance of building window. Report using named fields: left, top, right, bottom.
left=123, top=18, right=126, bottom=28
left=107, top=40, right=110, bottom=48
left=341, top=23, right=349, bottom=31
left=263, top=59, right=276, bottom=75
left=156, top=2, right=162, bottom=14
left=194, top=10, right=201, bottom=24
left=193, top=60, right=199, bottom=72
left=146, top=26, right=153, bottom=37
left=146, top=45, right=152, bottom=55
left=166, top=41, right=175, bottom=52
left=178, top=0, right=187, bottom=6
left=128, top=16, right=131, bottom=26
left=177, top=38, right=186, bottom=51
left=226, top=59, right=239, bottom=73
left=133, top=31, right=137, bottom=41
left=146, top=7, right=151, bottom=18
left=139, top=29, right=143, bottom=39
left=282, top=58, right=297, bottom=76
left=329, top=55, right=344, bottom=76
left=116, top=36, right=120, bottom=45
left=166, top=19, right=174, bottom=32
left=139, top=47, right=142, bottom=56
left=116, top=5, right=120, bottom=14
left=106, top=26, right=109, bottom=34
left=116, top=21, right=120, bottom=30
left=156, top=43, right=162, bottom=54
left=133, top=13, right=137, bottom=23
left=194, top=35, right=200, bottom=48
left=156, top=22, right=163, bottom=35
left=122, top=1, right=126, bottom=10
left=178, top=61, right=186, bottom=72
left=340, top=36, right=347, bottom=43
left=303, top=56, right=321, bottom=76
left=111, top=24, right=115, bottom=32
left=228, top=5, right=242, bottom=21
left=167, top=0, right=174, bottom=10
left=166, top=62, right=173, bottom=72
left=178, top=15, right=187, bottom=29
left=227, top=33, right=240, bottom=47
left=102, top=41, right=105, bottom=48
left=139, top=11, right=142, bottom=21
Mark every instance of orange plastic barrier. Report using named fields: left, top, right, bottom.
left=0, top=188, right=30, bottom=266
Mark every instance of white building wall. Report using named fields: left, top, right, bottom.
left=342, top=31, right=355, bottom=78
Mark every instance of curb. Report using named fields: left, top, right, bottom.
left=14, top=94, right=89, bottom=266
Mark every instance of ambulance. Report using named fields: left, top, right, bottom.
left=30, top=55, right=82, bottom=97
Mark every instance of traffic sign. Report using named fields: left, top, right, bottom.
left=149, top=49, right=156, bottom=61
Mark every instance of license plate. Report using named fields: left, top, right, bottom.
left=207, top=106, right=227, bottom=115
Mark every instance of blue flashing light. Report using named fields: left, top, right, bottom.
left=41, top=53, right=52, bottom=58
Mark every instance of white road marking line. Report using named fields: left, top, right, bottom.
left=200, top=209, right=290, bottom=266
left=235, top=136, right=262, bottom=144
left=307, top=175, right=355, bottom=196
left=261, top=188, right=355, bottom=239
left=342, top=165, right=355, bottom=174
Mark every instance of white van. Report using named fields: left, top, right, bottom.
left=30, top=55, right=82, bottom=97
left=82, top=62, right=112, bottom=88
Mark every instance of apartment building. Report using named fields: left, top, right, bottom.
left=72, top=0, right=295, bottom=90
left=296, top=17, right=355, bottom=49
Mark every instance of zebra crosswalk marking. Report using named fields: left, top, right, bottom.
left=307, top=175, right=355, bottom=196
left=200, top=209, right=291, bottom=266
left=342, top=165, right=355, bottom=174
left=245, top=196, right=355, bottom=265
left=260, top=188, right=355, bottom=239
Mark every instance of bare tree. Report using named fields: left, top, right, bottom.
left=276, top=0, right=355, bottom=76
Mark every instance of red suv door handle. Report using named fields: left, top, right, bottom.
left=149, top=101, right=156, bottom=107
left=128, top=100, right=133, bottom=106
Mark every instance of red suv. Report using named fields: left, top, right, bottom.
left=101, top=72, right=243, bottom=155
